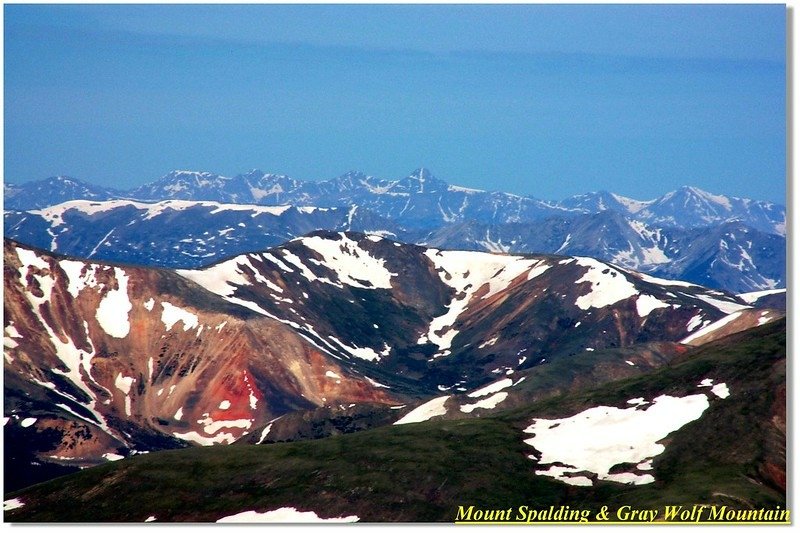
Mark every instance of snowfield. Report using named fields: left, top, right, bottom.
left=419, top=249, right=549, bottom=356
left=298, top=234, right=397, bottom=289
left=217, top=507, right=359, bottom=523
left=574, top=257, right=638, bottom=310
left=522, top=388, right=729, bottom=486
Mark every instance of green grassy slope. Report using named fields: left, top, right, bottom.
left=5, top=319, right=785, bottom=522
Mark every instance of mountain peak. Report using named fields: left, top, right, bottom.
left=676, top=185, right=709, bottom=196
left=389, top=168, right=447, bottom=194
left=162, top=169, right=227, bottom=180
left=340, top=170, right=368, bottom=179
left=410, top=167, right=433, bottom=180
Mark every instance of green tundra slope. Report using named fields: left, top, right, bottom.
left=5, top=319, right=785, bottom=523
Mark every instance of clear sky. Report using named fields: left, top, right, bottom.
left=4, top=4, right=786, bottom=203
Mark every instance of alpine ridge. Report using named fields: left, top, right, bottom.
left=5, top=168, right=785, bottom=294
left=4, top=232, right=779, bottom=491
left=5, top=168, right=785, bottom=235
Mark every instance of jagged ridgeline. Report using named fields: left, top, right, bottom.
left=4, top=168, right=786, bottom=293
left=4, top=231, right=783, bottom=492
left=2, top=169, right=786, bottom=522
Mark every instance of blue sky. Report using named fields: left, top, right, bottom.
left=4, top=4, right=786, bottom=203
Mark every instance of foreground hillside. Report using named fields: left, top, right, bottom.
left=4, top=319, right=785, bottom=522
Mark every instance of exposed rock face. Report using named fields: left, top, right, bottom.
left=4, top=232, right=770, bottom=488
left=4, top=239, right=396, bottom=480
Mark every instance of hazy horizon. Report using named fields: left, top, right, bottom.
left=4, top=4, right=786, bottom=204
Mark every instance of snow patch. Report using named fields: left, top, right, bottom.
left=257, top=416, right=283, bottom=444
left=635, top=295, right=669, bottom=317
left=738, top=288, right=786, bottom=304
left=365, top=376, right=391, bottom=389
left=172, top=430, right=238, bottom=446
left=197, top=414, right=252, bottom=435
left=4, top=498, right=25, bottom=511
left=692, top=294, right=751, bottom=314
left=711, top=383, right=730, bottom=399
left=95, top=268, right=132, bottom=338
left=686, top=314, right=706, bottom=332
left=160, top=302, right=199, bottom=331
left=468, top=378, right=513, bottom=398
left=478, top=337, right=498, bottom=349
left=524, top=393, right=713, bottom=486
left=4, top=322, right=23, bottom=353
left=115, top=373, right=134, bottom=395
left=217, top=507, right=359, bottom=523
left=394, top=396, right=450, bottom=425
left=634, top=272, right=699, bottom=288
left=681, top=311, right=743, bottom=344
left=574, top=257, right=638, bottom=310
left=460, top=392, right=508, bottom=413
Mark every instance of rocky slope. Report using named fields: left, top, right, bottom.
left=5, top=319, right=785, bottom=522
left=5, top=232, right=776, bottom=490
left=3, top=239, right=398, bottom=488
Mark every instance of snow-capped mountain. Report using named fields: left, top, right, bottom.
left=7, top=168, right=784, bottom=235
left=558, top=185, right=785, bottom=236
left=127, top=170, right=248, bottom=203
left=648, top=221, right=785, bottom=294
left=3, top=176, right=120, bottom=210
left=420, top=211, right=785, bottom=293
left=227, top=168, right=570, bottom=230
left=4, top=199, right=399, bottom=268
left=6, top=232, right=769, bottom=487
left=558, top=190, right=652, bottom=215
left=5, top=194, right=786, bottom=293
left=4, top=168, right=785, bottom=295
left=634, top=186, right=786, bottom=236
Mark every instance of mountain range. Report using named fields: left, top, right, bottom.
left=3, top=169, right=786, bottom=294
left=3, top=167, right=787, bottom=522
left=4, top=233, right=780, bottom=492
left=5, top=169, right=786, bottom=236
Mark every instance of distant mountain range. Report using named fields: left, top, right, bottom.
left=4, top=168, right=786, bottom=235
left=4, top=169, right=786, bottom=294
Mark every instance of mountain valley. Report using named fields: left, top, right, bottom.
left=2, top=168, right=787, bottom=522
